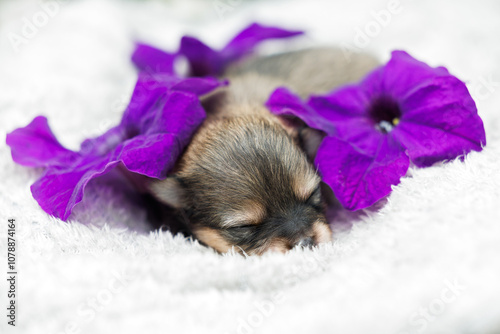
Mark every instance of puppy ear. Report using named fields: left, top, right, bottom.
left=148, top=176, right=186, bottom=209
left=275, top=115, right=326, bottom=161
left=299, top=127, right=326, bottom=161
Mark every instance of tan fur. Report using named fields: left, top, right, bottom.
left=293, top=171, right=320, bottom=201
left=312, top=220, right=333, bottom=244
left=149, top=48, right=379, bottom=254
left=193, top=227, right=233, bottom=253
left=262, top=238, right=290, bottom=254
left=178, top=107, right=282, bottom=172
left=221, top=201, right=266, bottom=228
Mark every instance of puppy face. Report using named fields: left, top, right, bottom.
left=150, top=110, right=332, bottom=255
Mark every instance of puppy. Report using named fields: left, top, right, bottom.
left=149, top=48, right=379, bottom=255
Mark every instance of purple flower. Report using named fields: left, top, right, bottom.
left=131, top=22, right=303, bottom=77
left=132, top=43, right=177, bottom=75
left=267, top=51, right=486, bottom=211
left=6, top=73, right=225, bottom=220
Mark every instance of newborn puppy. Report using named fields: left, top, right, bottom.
left=150, top=48, right=379, bottom=255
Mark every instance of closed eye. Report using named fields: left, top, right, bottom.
left=306, top=184, right=321, bottom=202
left=228, top=224, right=256, bottom=231
left=306, top=184, right=322, bottom=210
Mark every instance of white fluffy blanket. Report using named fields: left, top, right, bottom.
left=1, top=0, right=499, bottom=333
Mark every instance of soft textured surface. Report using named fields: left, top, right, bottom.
left=1, top=0, right=500, bottom=333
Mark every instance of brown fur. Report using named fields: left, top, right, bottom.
left=150, top=48, right=379, bottom=254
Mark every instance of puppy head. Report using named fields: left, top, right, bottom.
left=150, top=112, right=332, bottom=255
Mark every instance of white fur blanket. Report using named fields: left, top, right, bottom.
left=1, top=0, right=499, bottom=333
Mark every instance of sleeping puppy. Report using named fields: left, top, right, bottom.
left=149, top=48, right=379, bottom=255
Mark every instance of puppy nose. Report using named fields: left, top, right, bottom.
left=295, top=237, right=315, bottom=248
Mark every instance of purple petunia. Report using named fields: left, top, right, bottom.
left=132, top=22, right=303, bottom=77
left=267, top=51, right=486, bottom=211
left=6, top=73, right=225, bottom=220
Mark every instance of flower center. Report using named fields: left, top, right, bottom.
left=369, top=95, right=402, bottom=133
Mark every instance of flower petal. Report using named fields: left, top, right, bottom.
left=121, top=72, right=223, bottom=130
left=266, top=87, right=336, bottom=134
left=180, top=23, right=303, bottom=77
left=308, top=85, right=370, bottom=121
left=80, top=126, right=126, bottom=156
left=31, top=157, right=119, bottom=220
left=327, top=119, right=387, bottom=157
left=222, top=23, right=303, bottom=61
left=120, top=73, right=171, bottom=130
left=393, top=76, right=486, bottom=166
left=6, top=116, right=79, bottom=168
left=115, top=133, right=179, bottom=179
left=307, top=85, right=387, bottom=155
left=179, top=36, right=221, bottom=77
left=377, top=50, right=450, bottom=98
left=135, top=23, right=303, bottom=77
left=147, top=91, right=207, bottom=139
left=170, top=76, right=227, bottom=96
left=131, top=43, right=177, bottom=74
left=31, top=130, right=187, bottom=221
left=269, top=86, right=390, bottom=156
left=315, top=135, right=409, bottom=211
